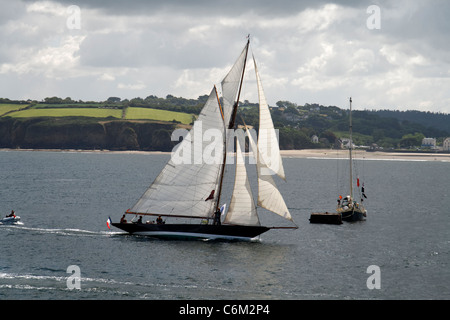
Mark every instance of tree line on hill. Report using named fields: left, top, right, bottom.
left=1, top=95, right=449, bottom=151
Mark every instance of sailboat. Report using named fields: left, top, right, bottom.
left=336, top=97, right=367, bottom=222
left=111, top=38, right=297, bottom=240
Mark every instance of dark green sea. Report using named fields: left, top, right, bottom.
left=0, top=150, right=449, bottom=300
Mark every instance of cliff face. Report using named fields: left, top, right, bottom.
left=0, top=118, right=177, bottom=151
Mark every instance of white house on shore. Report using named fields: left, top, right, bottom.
left=444, top=138, right=450, bottom=151
left=422, top=137, right=436, bottom=149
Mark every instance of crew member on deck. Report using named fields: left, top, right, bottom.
left=120, top=214, right=127, bottom=223
left=6, top=210, right=15, bottom=218
left=213, top=209, right=221, bottom=226
left=156, top=215, right=163, bottom=224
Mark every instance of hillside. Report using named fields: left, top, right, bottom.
left=373, top=110, right=450, bottom=133
left=0, top=117, right=178, bottom=151
left=1, top=96, right=449, bottom=151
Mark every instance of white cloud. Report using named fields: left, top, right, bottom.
left=26, top=0, right=67, bottom=15
left=117, top=81, right=146, bottom=90
left=98, top=73, right=115, bottom=81
left=0, top=0, right=449, bottom=113
left=0, top=35, right=85, bottom=78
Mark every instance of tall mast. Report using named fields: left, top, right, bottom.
left=215, top=38, right=250, bottom=211
left=228, top=38, right=250, bottom=130
left=349, top=97, right=353, bottom=200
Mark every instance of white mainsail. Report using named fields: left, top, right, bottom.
left=254, top=56, right=286, bottom=180
left=130, top=86, right=225, bottom=218
left=224, top=138, right=260, bottom=226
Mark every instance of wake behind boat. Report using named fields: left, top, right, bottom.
left=111, top=38, right=298, bottom=241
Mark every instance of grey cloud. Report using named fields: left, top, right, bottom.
left=3, top=0, right=450, bottom=112
left=25, top=0, right=370, bottom=16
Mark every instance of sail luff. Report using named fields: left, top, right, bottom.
left=214, top=85, right=227, bottom=212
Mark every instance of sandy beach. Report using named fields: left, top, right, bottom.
left=2, top=148, right=450, bottom=161
left=280, top=149, right=450, bottom=162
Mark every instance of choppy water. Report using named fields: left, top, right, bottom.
left=0, top=150, right=449, bottom=300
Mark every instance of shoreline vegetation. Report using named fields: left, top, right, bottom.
left=1, top=97, right=450, bottom=155
left=2, top=148, right=449, bottom=162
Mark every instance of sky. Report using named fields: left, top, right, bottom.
left=1, top=0, right=449, bottom=112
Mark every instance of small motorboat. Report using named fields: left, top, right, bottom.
left=0, top=215, right=21, bottom=225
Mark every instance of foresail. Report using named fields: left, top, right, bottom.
left=224, top=139, right=260, bottom=226
left=247, top=130, right=293, bottom=222
left=131, top=87, right=225, bottom=218
left=254, top=56, right=286, bottom=180
left=221, top=42, right=249, bottom=127
left=257, top=169, right=293, bottom=222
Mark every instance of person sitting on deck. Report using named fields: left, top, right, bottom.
left=120, top=214, right=127, bottom=223
left=213, top=209, right=221, bottom=226
left=6, top=210, right=15, bottom=218
left=156, top=215, right=164, bottom=224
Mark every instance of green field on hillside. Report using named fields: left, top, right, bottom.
left=125, top=107, right=194, bottom=124
left=0, top=103, right=195, bottom=125
left=6, top=108, right=123, bottom=119
left=0, top=104, right=29, bottom=116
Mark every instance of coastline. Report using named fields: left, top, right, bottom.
left=2, top=148, right=450, bottom=161
left=280, top=149, right=450, bottom=162
left=0, top=148, right=172, bottom=156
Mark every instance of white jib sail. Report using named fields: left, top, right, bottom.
left=247, top=127, right=293, bottom=222
left=254, top=56, right=286, bottom=180
left=224, top=138, right=260, bottom=226
left=131, top=87, right=225, bottom=218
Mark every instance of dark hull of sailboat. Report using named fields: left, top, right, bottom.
left=111, top=222, right=270, bottom=241
left=340, top=209, right=366, bottom=222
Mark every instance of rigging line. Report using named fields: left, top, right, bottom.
left=336, top=146, right=340, bottom=198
